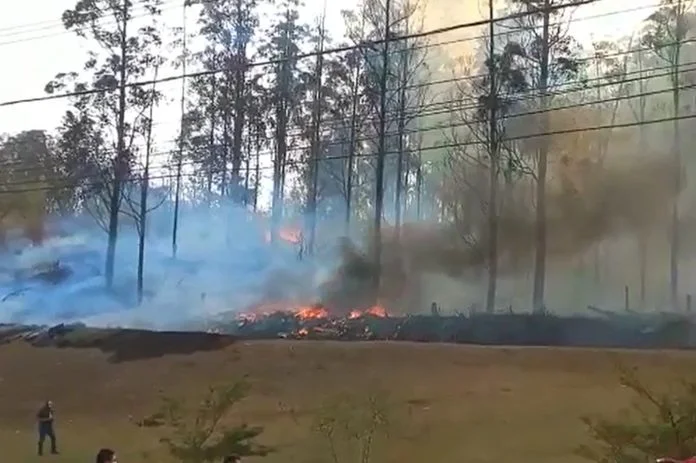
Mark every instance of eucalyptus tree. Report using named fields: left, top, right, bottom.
left=642, top=0, right=693, bottom=309
left=505, top=0, right=584, bottom=311
left=45, top=0, right=164, bottom=287
left=257, top=0, right=310, bottom=243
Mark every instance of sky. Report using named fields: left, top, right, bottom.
left=0, top=0, right=659, bottom=207
left=0, top=0, right=658, bottom=132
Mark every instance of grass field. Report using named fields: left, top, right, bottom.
left=1, top=340, right=695, bottom=463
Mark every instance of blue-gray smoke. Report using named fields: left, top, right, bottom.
left=0, top=203, right=329, bottom=328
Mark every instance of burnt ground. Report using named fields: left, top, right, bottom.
left=0, top=324, right=237, bottom=362
left=2, top=306, right=694, bottom=368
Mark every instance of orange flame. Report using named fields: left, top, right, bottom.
left=238, top=301, right=389, bottom=322
left=366, top=305, right=388, bottom=317
left=295, top=306, right=329, bottom=320
left=263, top=226, right=303, bottom=245
left=348, top=305, right=388, bottom=319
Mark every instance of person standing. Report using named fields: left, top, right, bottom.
left=36, top=400, right=58, bottom=456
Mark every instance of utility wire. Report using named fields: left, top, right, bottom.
left=1, top=102, right=695, bottom=196
left=0, top=0, right=600, bottom=108
left=0, top=58, right=691, bottom=185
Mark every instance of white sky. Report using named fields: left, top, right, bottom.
left=0, top=0, right=658, bottom=206
left=0, top=0, right=657, bottom=132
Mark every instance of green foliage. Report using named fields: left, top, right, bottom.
left=312, top=390, right=391, bottom=463
left=140, top=379, right=272, bottom=463
left=578, top=365, right=696, bottom=463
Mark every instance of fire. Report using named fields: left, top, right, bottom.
left=348, top=305, right=388, bottom=319
left=238, top=300, right=389, bottom=323
left=263, top=226, right=303, bottom=245
left=295, top=305, right=329, bottom=319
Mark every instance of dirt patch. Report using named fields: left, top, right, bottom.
left=2, top=341, right=696, bottom=463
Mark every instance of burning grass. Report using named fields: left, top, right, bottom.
left=2, top=341, right=696, bottom=463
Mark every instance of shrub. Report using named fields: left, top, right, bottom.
left=578, top=365, right=696, bottom=463
left=312, top=390, right=391, bottom=463
left=138, top=379, right=272, bottom=463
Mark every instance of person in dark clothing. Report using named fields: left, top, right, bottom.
left=95, top=448, right=117, bottom=463
left=36, top=400, right=58, bottom=456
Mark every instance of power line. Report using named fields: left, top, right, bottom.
left=1, top=100, right=694, bottom=196
left=0, top=0, right=183, bottom=44
left=0, top=55, right=690, bottom=183
left=13, top=37, right=675, bottom=157
left=0, top=0, right=600, bottom=108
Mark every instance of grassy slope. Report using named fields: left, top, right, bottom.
left=1, top=341, right=695, bottom=463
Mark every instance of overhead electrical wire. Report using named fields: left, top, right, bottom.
left=0, top=0, right=601, bottom=108
left=0, top=0, right=689, bottom=201
left=0, top=52, right=689, bottom=181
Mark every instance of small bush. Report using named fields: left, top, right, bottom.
left=140, top=379, right=272, bottom=463
left=578, top=365, right=696, bottom=463
left=312, top=390, right=391, bottom=463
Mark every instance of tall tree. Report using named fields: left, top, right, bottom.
left=443, top=25, right=526, bottom=313
left=485, top=0, right=500, bottom=314
left=627, top=46, right=651, bottom=306
left=134, top=68, right=159, bottom=304
left=507, top=0, right=583, bottom=311
left=257, top=0, right=309, bottom=244
left=304, top=3, right=328, bottom=256
left=172, top=2, right=188, bottom=259
left=372, top=0, right=392, bottom=301
left=642, top=0, right=692, bottom=309
left=46, top=0, right=163, bottom=287
left=391, top=0, right=429, bottom=236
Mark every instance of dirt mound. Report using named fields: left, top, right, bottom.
left=0, top=323, right=236, bottom=362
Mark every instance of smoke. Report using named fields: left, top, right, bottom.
left=0, top=143, right=687, bottom=327
left=365, top=145, right=696, bottom=314
left=0, top=203, right=344, bottom=328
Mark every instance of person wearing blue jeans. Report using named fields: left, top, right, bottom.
left=36, top=400, right=58, bottom=456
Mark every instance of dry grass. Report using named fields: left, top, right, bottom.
left=1, top=341, right=695, bottom=463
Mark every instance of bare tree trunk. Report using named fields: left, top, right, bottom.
left=637, top=49, right=648, bottom=307
left=105, top=0, right=130, bottom=288
left=244, top=133, right=252, bottom=206
left=271, top=22, right=292, bottom=244
left=306, top=7, right=327, bottom=256
left=206, top=73, right=218, bottom=201
left=172, top=2, right=187, bottom=259
left=485, top=0, right=499, bottom=314
left=254, top=131, right=261, bottom=212
left=531, top=0, right=550, bottom=312
left=344, top=12, right=365, bottom=237
left=137, top=67, right=159, bottom=305
left=394, top=30, right=409, bottom=236
left=416, top=144, right=422, bottom=221
left=670, top=82, right=681, bottom=310
left=344, top=62, right=362, bottom=235
left=592, top=57, right=602, bottom=286
left=372, top=0, right=391, bottom=300
left=231, top=9, right=247, bottom=199
left=220, top=105, right=230, bottom=197
left=639, top=233, right=647, bottom=306
left=670, top=0, right=684, bottom=309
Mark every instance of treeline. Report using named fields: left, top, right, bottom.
left=1, top=0, right=696, bottom=313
